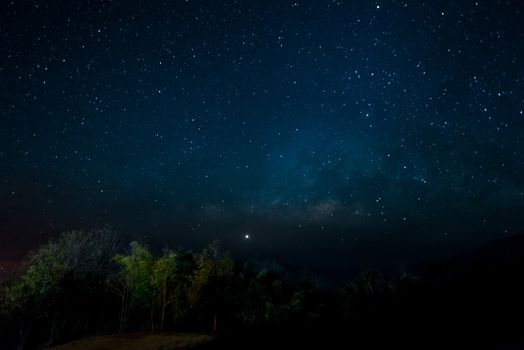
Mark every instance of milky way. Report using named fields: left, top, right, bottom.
left=1, top=1, right=524, bottom=271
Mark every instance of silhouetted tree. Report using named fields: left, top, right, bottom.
left=1, top=228, right=120, bottom=349
left=189, top=240, right=234, bottom=332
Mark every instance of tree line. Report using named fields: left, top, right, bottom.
left=0, top=228, right=403, bottom=349
left=1, top=228, right=523, bottom=349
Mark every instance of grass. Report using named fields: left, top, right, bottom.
left=49, top=332, right=213, bottom=350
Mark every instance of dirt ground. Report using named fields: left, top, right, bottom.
left=49, top=333, right=213, bottom=350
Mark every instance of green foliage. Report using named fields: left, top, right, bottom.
left=189, top=240, right=234, bottom=307
left=185, top=240, right=234, bottom=332
left=16, top=227, right=119, bottom=305
left=113, top=243, right=196, bottom=331
left=236, top=261, right=308, bottom=327
left=1, top=230, right=433, bottom=350
left=114, top=241, right=155, bottom=313
left=151, top=249, right=178, bottom=330
left=0, top=228, right=120, bottom=349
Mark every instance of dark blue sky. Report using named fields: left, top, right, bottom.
left=1, top=0, right=524, bottom=271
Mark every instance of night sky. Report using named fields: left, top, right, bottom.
left=2, top=1, right=524, bottom=272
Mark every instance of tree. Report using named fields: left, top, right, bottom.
left=151, top=249, right=178, bottom=330
left=189, top=240, right=234, bottom=332
left=2, top=228, right=120, bottom=349
left=169, top=250, right=196, bottom=326
left=113, top=241, right=155, bottom=331
left=237, top=261, right=304, bottom=326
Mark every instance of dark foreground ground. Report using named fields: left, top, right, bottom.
left=50, top=333, right=213, bottom=350
left=50, top=330, right=524, bottom=350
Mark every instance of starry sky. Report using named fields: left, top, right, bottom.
left=1, top=0, right=524, bottom=272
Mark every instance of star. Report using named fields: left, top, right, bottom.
left=1, top=0, right=522, bottom=274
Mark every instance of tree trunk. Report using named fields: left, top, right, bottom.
left=119, top=286, right=129, bottom=334
left=48, top=314, right=57, bottom=346
left=119, top=294, right=125, bottom=333
left=160, top=303, right=166, bottom=330
left=160, top=275, right=167, bottom=330
left=18, top=320, right=31, bottom=350
left=150, top=303, right=155, bottom=332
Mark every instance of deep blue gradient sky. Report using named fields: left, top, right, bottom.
left=2, top=1, right=524, bottom=271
